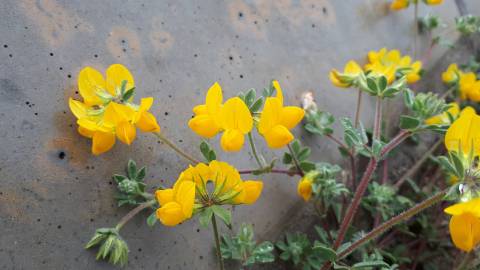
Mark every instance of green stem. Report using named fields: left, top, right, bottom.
left=115, top=200, right=156, bottom=231
left=247, top=132, right=265, bottom=168
left=288, top=144, right=305, bottom=177
left=354, top=89, right=363, bottom=129
left=373, top=97, right=382, bottom=140
left=154, top=132, right=200, bottom=164
left=211, top=215, right=225, bottom=270
left=455, top=252, right=472, bottom=270
left=413, top=1, right=419, bottom=59
left=337, top=189, right=447, bottom=260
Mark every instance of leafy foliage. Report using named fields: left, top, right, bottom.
left=85, top=228, right=129, bottom=267
left=362, top=183, right=413, bottom=221
left=238, top=88, right=265, bottom=114
left=455, top=15, right=480, bottom=35
left=283, top=139, right=316, bottom=173
left=113, top=159, right=149, bottom=207
left=221, top=223, right=274, bottom=267
left=401, top=90, right=449, bottom=132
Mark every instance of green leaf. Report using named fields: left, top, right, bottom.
left=283, top=152, right=293, bottom=164
left=146, top=211, right=157, bottom=227
left=120, top=80, right=128, bottom=95
left=297, top=147, right=311, bottom=161
left=403, top=89, right=415, bottom=108
left=127, top=159, right=137, bottom=179
left=113, top=174, right=127, bottom=183
left=352, top=261, right=389, bottom=269
left=300, top=161, right=316, bottom=172
left=211, top=205, right=232, bottom=226
left=122, top=87, right=135, bottom=102
left=378, top=76, right=387, bottom=91
left=136, top=167, right=146, bottom=182
left=199, top=207, right=214, bottom=228
left=366, top=77, right=378, bottom=93
left=250, top=97, right=264, bottom=113
left=399, top=115, right=421, bottom=130
left=245, top=88, right=256, bottom=106
left=312, top=242, right=337, bottom=261
left=292, top=140, right=301, bottom=154
left=371, top=139, right=385, bottom=159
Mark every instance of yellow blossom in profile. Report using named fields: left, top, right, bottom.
left=442, top=64, right=461, bottom=84
left=399, top=56, right=422, bottom=84
left=155, top=161, right=263, bottom=227
left=297, top=177, right=313, bottom=202
left=459, top=72, right=480, bottom=102
left=444, top=198, right=480, bottom=252
left=329, top=60, right=363, bottom=88
left=188, top=83, right=253, bottom=152
left=425, top=102, right=460, bottom=125
left=425, top=0, right=443, bottom=5
left=69, top=64, right=160, bottom=155
left=444, top=107, right=480, bottom=157
left=390, top=0, right=409, bottom=10
left=365, top=48, right=421, bottom=84
left=258, top=81, right=305, bottom=148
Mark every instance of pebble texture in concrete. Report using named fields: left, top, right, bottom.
left=1, top=0, right=479, bottom=269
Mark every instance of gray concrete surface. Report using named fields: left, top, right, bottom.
left=1, top=0, right=479, bottom=269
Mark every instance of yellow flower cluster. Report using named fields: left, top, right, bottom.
left=189, top=81, right=305, bottom=151
left=69, top=64, right=160, bottom=155
left=390, top=0, right=443, bottom=11
left=425, top=102, right=460, bottom=125
left=297, top=176, right=313, bottom=202
left=329, top=48, right=422, bottom=88
left=155, top=160, right=263, bottom=226
left=442, top=63, right=480, bottom=101
left=444, top=107, right=480, bottom=252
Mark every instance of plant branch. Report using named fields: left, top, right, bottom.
left=354, top=89, right=363, bottom=128
left=154, top=132, right=201, bottom=164
left=211, top=215, right=225, bottom=270
left=248, top=132, right=264, bottom=168
left=373, top=97, right=383, bottom=140
left=238, top=168, right=302, bottom=176
left=115, top=200, right=156, bottom=231
left=288, top=144, right=305, bottom=177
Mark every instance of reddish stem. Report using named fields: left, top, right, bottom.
left=238, top=168, right=302, bottom=176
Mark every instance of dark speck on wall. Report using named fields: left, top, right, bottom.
left=58, top=151, right=66, bottom=159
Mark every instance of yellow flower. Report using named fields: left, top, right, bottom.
left=329, top=61, right=363, bottom=88
left=69, top=64, right=160, bottom=155
left=444, top=107, right=480, bottom=156
left=444, top=198, right=480, bottom=252
left=442, top=63, right=461, bottom=84
left=390, top=0, right=409, bottom=10
left=425, top=0, right=443, bottom=5
left=399, top=56, right=422, bottom=84
left=188, top=83, right=253, bottom=152
left=258, top=81, right=305, bottom=148
left=155, top=160, right=263, bottom=226
left=425, top=102, right=460, bottom=125
left=297, top=177, right=313, bottom=202
left=459, top=72, right=478, bottom=100
left=155, top=180, right=196, bottom=226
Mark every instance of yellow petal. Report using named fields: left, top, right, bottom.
left=206, top=82, right=223, bottom=116
left=92, top=131, right=115, bottom=155
left=111, top=102, right=136, bottom=123
left=344, top=60, right=362, bottom=75
left=297, top=178, right=313, bottom=202
left=239, top=181, right=263, bottom=204
left=78, top=67, right=105, bottom=105
left=188, top=114, right=221, bottom=138
left=116, top=121, right=136, bottom=145
left=155, top=189, right=174, bottom=206
left=139, top=97, right=154, bottom=112
left=78, top=126, right=95, bottom=138
left=69, top=98, right=89, bottom=119
left=329, top=70, right=348, bottom=88
left=272, top=80, right=284, bottom=105
left=425, top=102, right=459, bottom=125
left=105, top=64, right=135, bottom=96
left=444, top=107, right=480, bottom=156
left=459, top=73, right=477, bottom=100
left=174, top=181, right=195, bottom=218
left=156, top=201, right=186, bottom=226
left=136, top=111, right=161, bottom=132
left=220, top=97, right=253, bottom=133
left=263, top=125, right=294, bottom=149
left=193, top=104, right=207, bottom=115
left=78, top=118, right=99, bottom=131
left=280, top=106, right=305, bottom=130
left=442, top=64, right=459, bottom=84
left=258, top=97, right=282, bottom=135
left=444, top=198, right=480, bottom=217
left=426, top=0, right=443, bottom=5
left=220, top=129, right=245, bottom=152
left=449, top=213, right=480, bottom=252
left=467, top=81, right=480, bottom=102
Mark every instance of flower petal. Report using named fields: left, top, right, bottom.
left=155, top=189, right=174, bottom=206
left=92, top=131, right=115, bottom=155
left=272, top=80, right=284, bottom=105
left=69, top=98, right=89, bottom=119
left=449, top=213, right=480, bottom=252
left=239, top=181, right=263, bottom=204
left=136, top=111, right=161, bottom=132
left=206, top=82, right=223, bottom=116
left=297, top=178, right=313, bottom=202
left=444, top=107, right=480, bottom=156
left=174, top=181, right=195, bottom=218
left=105, top=64, right=135, bottom=96
left=188, top=114, right=221, bottom=138
left=280, top=106, right=305, bottom=130
left=263, top=125, right=294, bottom=149
left=220, top=129, right=245, bottom=152
left=258, top=97, right=282, bottom=134
left=78, top=67, right=105, bottom=105
left=116, top=121, right=137, bottom=145
left=156, top=201, right=185, bottom=226
left=220, top=97, right=253, bottom=133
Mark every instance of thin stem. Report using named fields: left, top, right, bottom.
left=288, top=144, right=305, bottom=177
left=326, top=134, right=350, bottom=153
left=325, top=134, right=356, bottom=189
left=211, top=215, right=225, bottom=270
left=413, top=1, right=419, bottom=59
left=115, top=200, right=156, bottom=231
left=394, top=140, right=442, bottom=189
left=336, top=189, right=447, bottom=260
left=455, top=252, right=472, bottom=270
left=440, top=85, right=457, bottom=100
left=247, top=132, right=264, bottom=168
left=238, top=168, right=302, bottom=176
left=380, top=130, right=411, bottom=157
left=154, top=132, right=200, bottom=164
left=354, top=89, right=363, bottom=128
left=373, top=97, right=382, bottom=140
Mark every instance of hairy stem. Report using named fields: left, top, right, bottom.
left=154, top=132, right=200, bottom=164
left=354, top=89, right=363, bottom=129
left=337, top=189, right=447, bottom=259
left=211, top=215, right=225, bottom=270
left=288, top=144, right=305, bottom=177
left=413, top=1, right=419, bottom=59
left=238, top=168, right=302, bottom=176
left=115, top=200, right=156, bottom=231
left=373, top=97, right=383, bottom=140
left=248, top=132, right=264, bottom=168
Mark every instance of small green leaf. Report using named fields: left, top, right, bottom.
left=127, top=159, right=137, bottom=179
left=300, top=161, right=316, bottom=172
left=283, top=152, right=293, bottom=164
left=399, top=115, right=421, bottom=130
left=352, top=261, right=389, bottom=269
left=212, top=205, right=232, bottom=226
left=297, top=147, right=311, bottom=161
left=136, top=167, right=146, bottom=182
left=245, top=88, right=256, bottom=106
left=312, top=242, right=337, bottom=261
left=250, top=97, right=264, bottom=113
left=122, top=87, right=135, bottom=101
left=146, top=211, right=157, bottom=227
left=378, top=76, right=387, bottom=91
left=366, top=77, right=378, bottom=93
left=199, top=207, right=214, bottom=228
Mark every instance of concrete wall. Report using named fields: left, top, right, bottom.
left=1, top=0, right=479, bottom=269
